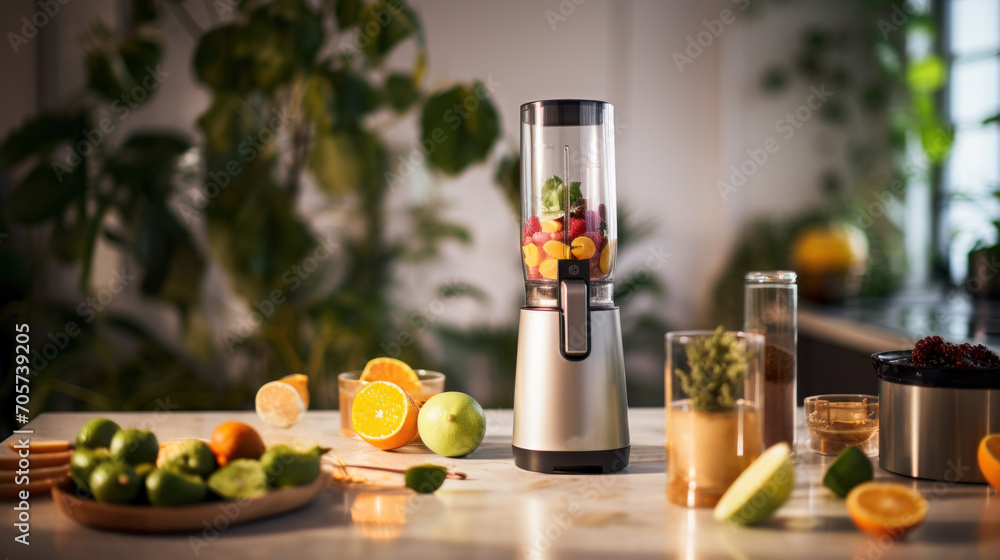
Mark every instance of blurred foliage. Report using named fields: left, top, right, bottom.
left=0, top=0, right=503, bottom=432
left=711, top=0, right=952, bottom=325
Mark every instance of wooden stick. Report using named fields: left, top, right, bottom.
left=332, top=462, right=467, bottom=480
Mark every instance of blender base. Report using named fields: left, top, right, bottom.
left=513, top=445, right=630, bottom=474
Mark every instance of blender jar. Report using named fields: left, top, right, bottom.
left=520, top=100, right=617, bottom=308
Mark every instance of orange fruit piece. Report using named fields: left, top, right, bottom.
left=351, top=381, right=419, bottom=450
left=256, top=375, right=309, bottom=428
left=360, top=358, right=422, bottom=396
left=542, top=240, right=570, bottom=260
left=522, top=243, right=541, bottom=267
left=539, top=259, right=559, bottom=280
left=210, top=421, right=266, bottom=467
left=846, top=482, right=928, bottom=539
left=540, top=219, right=563, bottom=233
left=979, top=433, right=1000, bottom=490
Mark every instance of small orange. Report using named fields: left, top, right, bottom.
left=846, top=482, right=928, bottom=539
left=979, top=433, right=1000, bottom=490
left=210, top=421, right=266, bottom=467
left=256, top=374, right=309, bottom=428
left=351, top=381, right=419, bottom=450
left=360, top=358, right=421, bottom=396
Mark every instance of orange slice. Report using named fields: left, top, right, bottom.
left=539, top=259, right=559, bottom=280
left=256, top=376, right=308, bottom=429
left=540, top=219, right=562, bottom=233
left=523, top=243, right=541, bottom=267
left=360, top=357, right=422, bottom=396
left=979, top=433, right=1000, bottom=490
left=599, top=240, right=614, bottom=274
left=846, top=482, right=928, bottom=539
left=543, top=240, right=570, bottom=260
left=280, top=373, right=310, bottom=408
left=571, top=236, right=596, bottom=259
left=351, top=381, right=419, bottom=450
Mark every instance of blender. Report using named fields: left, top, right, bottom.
left=512, top=99, right=630, bottom=473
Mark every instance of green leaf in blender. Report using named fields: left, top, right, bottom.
left=540, top=176, right=582, bottom=214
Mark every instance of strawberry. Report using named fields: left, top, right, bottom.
left=523, top=216, right=541, bottom=238
left=532, top=232, right=550, bottom=247
left=523, top=235, right=532, bottom=247
left=568, top=218, right=585, bottom=241
left=528, top=266, right=541, bottom=280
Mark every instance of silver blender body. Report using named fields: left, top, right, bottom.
left=512, top=100, right=630, bottom=473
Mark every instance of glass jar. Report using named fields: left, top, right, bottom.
left=665, top=330, right=764, bottom=508
left=744, top=271, right=797, bottom=448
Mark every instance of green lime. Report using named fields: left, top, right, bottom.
left=713, top=442, right=795, bottom=525
left=417, top=392, right=486, bottom=457
left=823, top=445, right=873, bottom=498
left=208, top=459, right=268, bottom=499
left=109, top=428, right=159, bottom=465
left=146, top=467, right=207, bottom=506
left=405, top=464, right=448, bottom=494
left=70, top=447, right=110, bottom=493
left=260, top=444, right=321, bottom=488
left=160, top=439, right=217, bottom=477
left=89, top=462, right=141, bottom=504
left=75, top=418, right=120, bottom=449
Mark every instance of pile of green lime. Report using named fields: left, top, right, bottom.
left=69, top=418, right=327, bottom=506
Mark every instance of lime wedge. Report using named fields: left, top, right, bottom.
left=713, top=442, right=795, bottom=525
left=822, top=445, right=873, bottom=498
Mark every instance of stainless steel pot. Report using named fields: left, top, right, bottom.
left=873, top=350, right=1000, bottom=484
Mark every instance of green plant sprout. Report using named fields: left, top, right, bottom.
left=675, top=326, right=747, bottom=413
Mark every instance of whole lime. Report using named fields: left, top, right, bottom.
left=75, top=418, right=120, bottom=449
left=89, top=461, right=141, bottom=504
left=70, top=447, right=110, bottom=493
left=260, top=444, right=321, bottom=488
left=207, top=459, right=268, bottom=499
left=160, top=439, right=217, bottom=477
left=146, top=467, right=207, bottom=506
left=110, top=428, right=159, bottom=465
left=823, top=445, right=873, bottom=498
left=417, top=392, right=486, bottom=457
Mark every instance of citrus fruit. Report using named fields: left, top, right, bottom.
left=70, top=447, right=110, bottom=493
left=405, top=464, right=448, bottom=493
left=89, top=462, right=141, bottom=504
left=360, top=358, right=422, bottom=396
left=256, top=376, right=309, bottom=428
left=539, top=259, right=559, bottom=280
left=713, top=442, right=795, bottom=525
left=110, top=428, right=159, bottom=465
left=158, top=438, right=217, bottom=476
left=823, top=445, right=873, bottom=498
left=210, top=421, right=266, bottom=467
left=599, top=240, right=613, bottom=274
left=417, top=392, right=487, bottom=457
left=846, top=482, right=928, bottom=539
left=147, top=467, right=208, bottom=506
left=75, top=418, right=120, bottom=449
left=351, top=381, right=419, bottom=450
left=260, top=443, right=322, bottom=488
left=977, top=433, right=1000, bottom=490
left=207, top=459, right=268, bottom=499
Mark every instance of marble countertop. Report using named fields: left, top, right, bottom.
left=2, top=409, right=998, bottom=559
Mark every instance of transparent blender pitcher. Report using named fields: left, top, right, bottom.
left=520, top=100, right=617, bottom=308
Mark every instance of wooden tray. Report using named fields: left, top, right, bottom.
left=51, top=466, right=331, bottom=533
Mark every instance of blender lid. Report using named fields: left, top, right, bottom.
left=872, top=350, right=1000, bottom=389
left=521, top=99, right=611, bottom=126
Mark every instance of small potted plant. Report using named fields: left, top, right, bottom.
left=665, top=327, right=764, bottom=507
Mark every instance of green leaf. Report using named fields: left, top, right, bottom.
left=193, top=25, right=253, bottom=93
left=5, top=164, right=81, bottom=224
left=420, top=82, right=500, bottom=175
left=290, top=9, right=324, bottom=67
left=334, top=0, right=365, bottom=30
left=108, top=132, right=191, bottom=198
left=539, top=175, right=581, bottom=214
left=242, top=14, right=296, bottom=92
left=385, top=73, right=420, bottom=113
left=135, top=206, right=205, bottom=309
left=327, top=68, right=381, bottom=128
left=86, top=50, right=133, bottom=101
left=0, top=112, right=84, bottom=167
left=119, top=35, right=163, bottom=88
left=907, top=56, right=946, bottom=93
left=404, top=464, right=447, bottom=493
left=493, top=153, right=520, bottom=212
left=359, top=0, right=420, bottom=63
left=309, top=130, right=383, bottom=193
left=197, top=95, right=241, bottom=153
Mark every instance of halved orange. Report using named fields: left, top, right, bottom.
left=979, top=433, right=1000, bottom=490
left=360, top=358, right=421, bottom=396
left=846, top=482, right=928, bottom=539
left=351, top=381, right=419, bottom=450
left=256, top=376, right=308, bottom=429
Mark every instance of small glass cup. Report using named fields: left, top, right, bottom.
left=666, top=330, right=764, bottom=508
left=338, top=370, right=446, bottom=438
left=804, top=394, right=879, bottom=456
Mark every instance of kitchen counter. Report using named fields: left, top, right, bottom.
left=2, top=409, right=998, bottom=559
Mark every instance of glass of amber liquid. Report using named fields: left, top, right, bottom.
left=338, top=370, right=446, bottom=438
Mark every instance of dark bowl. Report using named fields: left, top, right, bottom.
left=872, top=350, right=1000, bottom=389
